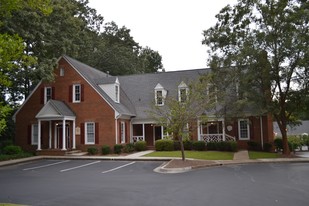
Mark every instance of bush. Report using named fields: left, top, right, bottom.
left=288, top=136, right=302, bottom=152
left=87, top=147, right=98, bottom=155
left=135, top=141, right=147, bottom=151
left=123, top=143, right=135, bottom=153
left=206, top=141, right=238, bottom=152
left=274, top=138, right=283, bottom=151
left=173, top=141, right=181, bottom=150
left=192, top=141, right=206, bottom=151
left=2, top=145, right=23, bottom=155
left=183, top=139, right=193, bottom=150
left=102, top=145, right=111, bottom=155
left=114, top=144, right=123, bottom=154
left=247, top=141, right=261, bottom=151
left=301, top=135, right=309, bottom=146
left=155, top=139, right=174, bottom=151
left=263, top=142, right=273, bottom=152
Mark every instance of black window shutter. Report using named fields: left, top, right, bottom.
left=80, top=123, right=84, bottom=144
left=95, top=122, right=99, bottom=144
left=69, top=85, right=73, bottom=102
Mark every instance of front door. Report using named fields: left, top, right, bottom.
left=154, top=126, right=162, bottom=142
left=56, top=124, right=70, bottom=149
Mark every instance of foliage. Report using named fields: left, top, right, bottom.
left=206, top=141, right=238, bottom=152
left=301, top=135, right=309, bottom=147
left=202, top=0, right=309, bottom=155
left=123, top=143, right=135, bottom=153
left=2, top=145, right=22, bottom=155
left=183, top=139, right=193, bottom=150
left=87, top=147, right=98, bottom=155
left=247, top=141, right=261, bottom=151
left=263, top=143, right=273, bottom=152
left=274, top=138, right=283, bottom=151
left=192, top=141, right=206, bottom=151
left=288, top=136, right=303, bottom=153
left=144, top=151, right=234, bottom=160
left=101, top=145, right=111, bottom=155
left=0, top=152, right=33, bottom=161
left=155, top=139, right=174, bottom=151
left=134, top=141, right=147, bottom=151
left=248, top=151, right=280, bottom=159
left=113, top=144, right=123, bottom=154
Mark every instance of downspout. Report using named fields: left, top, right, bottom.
left=260, top=116, right=264, bottom=150
left=115, top=112, right=121, bottom=144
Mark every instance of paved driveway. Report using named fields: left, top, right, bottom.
left=0, top=160, right=308, bottom=206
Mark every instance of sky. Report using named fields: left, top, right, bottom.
left=88, top=0, right=238, bottom=71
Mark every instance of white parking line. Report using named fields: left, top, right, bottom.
left=23, top=160, right=70, bottom=171
left=102, top=161, right=136, bottom=174
left=60, top=161, right=101, bottom=172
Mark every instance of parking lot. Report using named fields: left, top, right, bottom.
left=1, top=159, right=309, bottom=206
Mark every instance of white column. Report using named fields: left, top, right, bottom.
left=54, top=124, right=57, bottom=149
left=197, top=120, right=201, bottom=141
left=142, top=123, right=145, bottom=141
left=62, top=119, right=66, bottom=150
left=37, top=120, right=41, bottom=150
left=115, top=119, right=118, bottom=144
left=72, top=120, right=76, bottom=149
left=49, top=121, right=52, bottom=149
left=161, top=126, right=164, bottom=139
left=222, top=119, right=226, bottom=141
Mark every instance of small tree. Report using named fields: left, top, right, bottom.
left=148, top=79, right=211, bottom=161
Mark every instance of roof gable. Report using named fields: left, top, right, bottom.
left=36, top=100, right=75, bottom=119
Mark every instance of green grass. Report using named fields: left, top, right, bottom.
left=144, top=151, right=234, bottom=160
left=249, top=151, right=280, bottom=159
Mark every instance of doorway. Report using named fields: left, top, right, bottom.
left=56, top=124, right=70, bottom=149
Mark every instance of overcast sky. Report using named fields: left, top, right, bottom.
left=88, top=0, right=238, bottom=71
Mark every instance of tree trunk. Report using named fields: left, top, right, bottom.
left=277, top=118, right=290, bottom=155
left=179, top=136, right=186, bottom=161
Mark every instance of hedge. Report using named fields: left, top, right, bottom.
left=155, top=139, right=174, bottom=151
left=135, top=141, right=147, bottom=151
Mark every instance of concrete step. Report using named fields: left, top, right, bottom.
left=65, top=150, right=87, bottom=156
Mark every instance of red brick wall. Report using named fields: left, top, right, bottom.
left=15, top=57, right=116, bottom=152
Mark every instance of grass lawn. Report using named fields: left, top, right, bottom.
left=144, top=151, right=234, bottom=160
left=249, top=151, right=280, bottom=159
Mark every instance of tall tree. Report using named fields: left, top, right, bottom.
left=148, top=79, right=210, bottom=161
left=202, top=0, right=309, bottom=155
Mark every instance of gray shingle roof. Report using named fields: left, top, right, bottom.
left=118, top=69, right=210, bottom=121
left=36, top=100, right=75, bottom=119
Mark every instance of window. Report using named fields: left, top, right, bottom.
left=179, top=88, right=187, bottom=103
left=73, top=84, right=81, bottom=103
left=120, top=122, right=125, bottom=143
left=32, top=124, right=38, bottom=145
left=60, top=68, right=64, bottom=76
left=115, top=85, right=119, bottom=103
left=44, top=87, right=52, bottom=104
left=85, top=122, right=95, bottom=144
left=156, top=90, right=163, bottom=106
left=238, top=119, right=250, bottom=140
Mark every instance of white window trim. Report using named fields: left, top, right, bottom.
left=32, top=124, right=38, bottom=145
left=73, top=84, right=81, bottom=103
left=85, top=122, right=95, bottom=145
left=120, top=121, right=125, bottom=143
left=155, top=90, right=164, bottom=106
left=238, top=119, right=250, bottom=140
left=44, top=87, right=52, bottom=104
left=178, top=87, right=188, bottom=103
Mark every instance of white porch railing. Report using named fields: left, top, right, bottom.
left=200, top=134, right=236, bottom=142
left=131, top=136, right=145, bottom=143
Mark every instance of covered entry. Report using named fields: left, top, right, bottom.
left=35, top=100, right=76, bottom=151
left=132, top=123, right=164, bottom=146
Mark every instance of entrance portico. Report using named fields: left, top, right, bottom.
left=35, top=100, right=76, bottom=151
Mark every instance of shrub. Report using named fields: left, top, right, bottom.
left=155, top=139, right=174, bottom=151
left=192, top=141, right=206, bottom=151
left=274, top=138, right=283, bottom=151
left=3, top=145, right=23, bottom=155
left=301, top=135, right=309, bottom=146
left=123, top=143, right=135, bottom=153
left=229, top=141, right=238, bottom=152
left=135, top=141, right=147, bottom=151
left=114, top=144, right=123, bottom=154
left=87, top=147, right=98, bottom=155
left=288, top=136, right=302, bottom=152
left=206, top=142, right=217, bottom=150
left=183, top=139, right=193, bottom=150
left=263, top=142, right=273, bottom=152
left=173, top=141, right=181, bottom=150
left=247, top=141, right=261, bottom=151
left=102, top=145, right=111, bottom=155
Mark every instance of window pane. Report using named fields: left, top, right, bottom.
left=86, top=122, right=95, bottom=144
left=74, top=85, right=81, bottom=102
left=239, top=120, right=248, bottom=139
left=32, top=124, right=38, bottom=145
left=156, top=90, right=163, bottom=105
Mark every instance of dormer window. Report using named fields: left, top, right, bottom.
left=178, top=81, right=188, bottom=103
left=154, top=83, right=167, bottom=106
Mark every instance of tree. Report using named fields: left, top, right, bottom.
left=202, top=0, right=309, bottom=155
left=148, top=79, right=210, bottom=161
